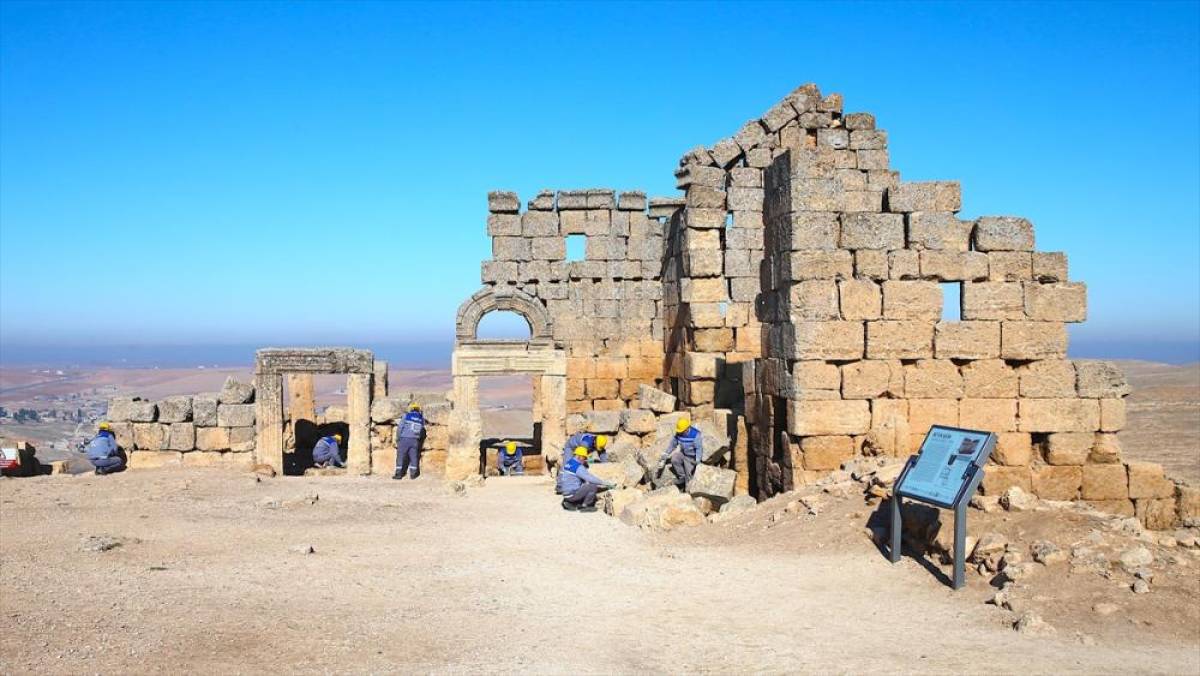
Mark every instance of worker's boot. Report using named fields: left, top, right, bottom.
left=561, top=499, right=578, bottom=512
left=392, top=470, right=404, bottom=480
left=578, top=505, right=597, bottom=513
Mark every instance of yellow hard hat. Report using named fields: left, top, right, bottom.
left=675, top=417, right=691, bottom=434
left=98, top=421, right=112, bottom=431
left=505, top=441, right=517, bottom=455
left=408, top=402, right=421, bottom=411
left=333, top=433, right=343, bottom=442
left=573, top=446, right=589, bottom=457
left=595, top=434, right=608, bottom=450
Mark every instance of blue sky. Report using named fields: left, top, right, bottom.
left=1, top=1, right=1198, bottom=363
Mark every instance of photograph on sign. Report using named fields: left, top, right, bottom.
left=897, top=426, right=993, bottom=508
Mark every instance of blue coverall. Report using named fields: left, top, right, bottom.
left=661, top=426, right=703, bottom=489
left=395, top=411, right=425, bottom=479
left=313, top=436, right=345, bottom=468
left=498, top=447, right=524, bottom=475
left=560, top=457, right=609, bottom=508
left=556, top=432, right=607, bottom=493
left=85, top=431, right=124, bottom=474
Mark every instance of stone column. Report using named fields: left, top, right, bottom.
left=254, top=373, right=284, bottom=472
left=346, top=373, right=372, bottom=474
left=733, top=414, right=751, bottom=496
left=445, top=374, right=481, bottom=480
left=288, top=374, right=316, bottom=422
left=373, top=361, right=389, bottom=399
left=539, top=374, right=567, bottom=455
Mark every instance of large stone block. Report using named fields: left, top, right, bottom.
left=1045, top=432, right=1092, bottom=465
left=1082, top=464, right=1128, bottom=500
left=219, top=377, right=254, bottom=405
left=192, top=395, right=218, bottom=427
left=133, top=423, right=167, bottom=451
left=904, top=360, right=963, bottom=399
left=958, top=399, right=1016, bottom=432
left=620, top=408, right=656, bottom=434
left=908, top=399, right=958, bottom=436
left=786, top=250, right=854, bottom=280
left=1074, top=360, right=1131, bottom=398
left=1017, top=360, right=1076, bottom=398
left=961, top=282, right=1023, bottom=320
left=195, top=427, right=231, bottom=451
left=370, top=397, right=407, bottom=423
left=934, top=321, right=1000, bottom=359
left=907, top=212, right=971, bottom=251
left=787, top=400, right=870, bottom=436
left=788, top=280, right=839, bottom=320
left=980, top=465, right=1032, bottom=495
left=637, top=386, right=675, bottom=415
left=1018, top=399, right=1099, bottom=432
left=1089, top=433, right=1123, bottom=464
left=838, top=279, right=881, bottom=320
left=129, top=451, right=183, bottom=469
left=1127, top=461, right=1174, bottom=499
left=961, top=360, right=1017, bottom=398
left=866, top=321, right=933, bottom=359
left=1135, top=498, right=1178, bottom=531
left=1031, top=465, right=1082, bottom=501
left=229, top=427, right=254, bottom=453
left=992, top=432, right=1031, bottom=466
left=1024, top=282, right=1086, bottom=322
left=801, top=435, right=854, bottom=470
left=688, top=464, right=736, bottom=504
left=487, top=213, right=521, bottom=236
left=919, top=251, right=988, bottom=282
left=789, top=321, right=864, bottom=360
left=1001, top=322, right=1067, bottom=360
left=681, top=278, right=727, bottom=303
left=839, top=213, right=904, bottom=250
left=882, top=281, right=941, bottom=320
left=1100, top=399, right=1126, bottom=431
left=973, top=216, right=1034, bottom=251
left=841, top=360, right=902, bottom=399
left=1032, top=252, right=1068, bottom=282
left=987, top=252, right=1033, bottom=282
left=157, top=396, right=192, bottom=423
left=887, top=181, right=961, bottom=212
left=530, top=236, right=566, bottom=260
left=488, top=191, right=519, bottom=213
left=217, top=404, right=255, bottom=428
left=167, top=423, right=195, bottom=451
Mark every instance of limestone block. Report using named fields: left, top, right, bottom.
left=582, top=411, right=621, bottom=434
left=123, top=400, right=157, bottom=422
left=920, top=251, right=988, bottom=282
left=1100, top=399, right=1126, bottom=432
left=595, top=357, right=628, bottom=380
left=907, top=399, right=958, bottom=436
left=482, top=261, right=519, bottom=283
left=1018, top=360, right=1076, bottom=398
left=229, top=426, right=255, bottom=452
left=980, top=466, right=1032, bottom=495
left=217, top=404, right=255, bottom=428
left=1082, top=464, right=1128, bottom=500
left=106, top=396, right=137, bottom=422
left=692, top=328, right=734, bottom=352
left=729, top=277, right=758, bottom=303
left=157, top=396, right=192, bottom=423
left=488, top=191, right=519, bottom=213
left=110, top=422, right=134, bottom=450
left=1001, top=322, right=1067, bottom=360
left=683, top=353, right=718, bottom=380
left=869, top=399, right=910, bottom=456
left=1085, top=499, right=1135, bottom=517
left=844, top=112, right=875, bottom=130
left=686, top=186, right=726, bottom=210
left=1023, top=282, right=1086, bottom=322
left=787, top=400, right=870, bottom=436
left=129, top=451, right=183, bottom=469
left=789, top=321, right=864, bottom=360
left=620, top=409, right=656, bottom=434
left=638, top=385, right=676, bottom=413
left=887, top=181, right=960, bottom=212
left=1089, top=433, right=1123, bottom=464
left=888, top=250, right=919, bottom=279
left=1032, top=466, right=1082, bottom=501
left=854, top=250, right=887, bottom=280
left=857, top=149, right=889, bottom=170
left=794, top=361, right=842, bottom=391
left=934, top=321, right=1000, bottom=359
left=841, top=360, right=901, bottom=399
left=527, top=190, right=555, bottom=210
left=786, top=250, right=853, bottom=280
left=687, top=464, right=736, bottom=504
left=735, top=119, right=768, bottom=150
left=882, top=281, right=941, bottom=320
left=987, top=252, right=1033, bottom=282
left=839, top=213, right=904, bottom=250
left=370, top=397, right=407, bottom=423
left=1075, top=360, right=1131, bottom=398
left=681, top=278, right=727, bottom=303
left=849, top=130, right=887, bottom=150
left=904, top=360, right=963, bottom=399
left=961, top=360, right=1017, bottom=398
left=1178, top=486, right=1200, bottom=522
left=724, top=249, right=756, bottom=278
left=866, top=321, right=933, bottom=359
left=992, top=432, right=1032, bottom=466
left=181, top=451, right=224, bottom=468
left=1032, top=252, right=1068, bottom=282
left=839, top=279, right=882, bottom=320
left=727, top=187, right=764, bottom=212
left=1045, top=433, right=1092, bottom=465
left=684, top=247, right=723, bottom=277
left=1135, top=498, right=1178, bottom=531
left=586, top=379, right=619, bottom=399
left=730, top=168, right=763, bottom=188
left=620, top=489, right=705, bottom=530
left=840, top=190, right=884, bottom=213
left=974, top=216, right=1034, bottom=251
left=487, top=213, right=521, bottom=236
left=167, top=423, right=195, bottom=451
left=1127, top=462, right=1175, bottom=499
left=816, top=128, right=849, bottom=149
left=1018, top=399, right=1099, bottom=433
left=219, top=377, right=255, bottom=405
left=492, top=236, right=532, bottom=262
left=586, top=190, right=615, bottom=209
left=529, top=236, right=566, bottom=261
left=196, top=427, right=231, bottom=451
left=788, top=280, right=839, bottom=320
left=801, top=435, right=854, bottom=470
left=133, top=423, right=167, bottom=451
left=961, top=282, right=1023, bottom=320
left=907, top=212, right=971, bottom=251
left=958, top=399, right=1016, bottom=432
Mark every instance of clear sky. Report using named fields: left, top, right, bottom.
left=1, top=1, right=1198, bottom=363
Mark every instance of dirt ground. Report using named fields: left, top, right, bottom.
left=1, top=469, right=1197, bottom=675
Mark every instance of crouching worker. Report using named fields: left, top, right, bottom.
left=313, top=433, right=345, bottom=468
left=85, top=422, right=124, bottom=475
left=555, top=431, right=609, bottom=494
left=657, top=417, right=703, bottom=490
left=498, top=440, right=524, bottom=476
left=560, top=446, right=614, bottom=512
left=394, top=402, right=425, bottom=480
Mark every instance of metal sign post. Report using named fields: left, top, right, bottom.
left=887, top=425, right=996, bottom=591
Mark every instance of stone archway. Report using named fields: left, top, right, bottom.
left=446, top=288, right=565, bottom=480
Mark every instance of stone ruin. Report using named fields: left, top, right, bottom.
left=98, top=83, right=1195, bottom=530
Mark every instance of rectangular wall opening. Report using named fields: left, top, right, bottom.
left=478, top=374, right=544, bottom=475
left=941, top=282, right=962, bottom=321
left=566, top=234, right=586, bottom=261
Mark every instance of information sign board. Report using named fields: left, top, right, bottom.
left=895, top=426, right=994, bottom=509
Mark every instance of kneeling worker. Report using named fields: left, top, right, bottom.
left=498, top=440, right=524, bottom=476
left=85, top=422, right=124, bottom=475
left=658, top=417, right=703, bottom=490
left=555, top=431, right=609, bottom=494
left=394, top=402, right=425, bottom=480
left=313, top=433, right=346, bottom=468
left=560, top=446, right=614, bottom=512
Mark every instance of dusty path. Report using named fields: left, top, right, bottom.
left=1, top=469, right=1196, bottom=674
